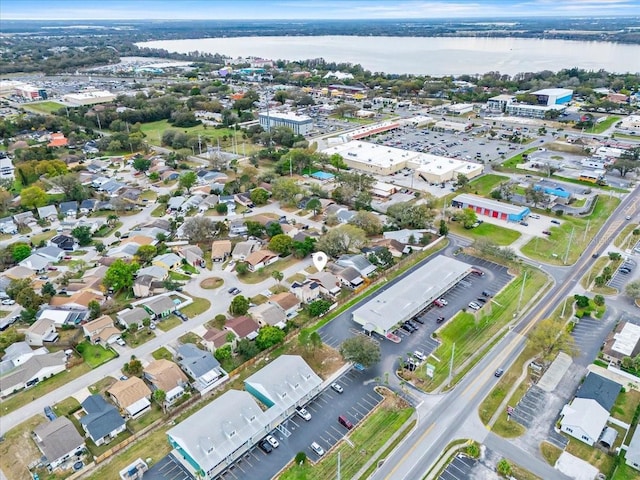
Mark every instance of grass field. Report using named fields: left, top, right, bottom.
left=23, top=101, right=65, bottom=114
left=279, top=397, right=413, bottom=480
left=583, top=116, right=620, bottom=134
left=611, top=389, right=640, bottom=424
left=521, top=195, right=621, bottom=265
left=611, top=454, right=640, bottom=480
left=181, top=296, right=211, bottom=317
left=540, top=442, right=563, bottom=466
left=442, top=174, right=509, bottom=205
left=156, top=315, right=182, bottom=332
left=614, top=223, right=639, bottom=250
left=501, top=147, right=538, bottom=170
left=418, top=267, right=548, bottom=391
left=449, top=221, right=521, bottom=246
left=237, top=256, right=302, bottom=284
left=77, top=342, right=118, bottom=368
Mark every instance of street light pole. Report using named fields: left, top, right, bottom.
left=564, top=227, right=575, bottom=265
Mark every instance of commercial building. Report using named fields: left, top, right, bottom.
left=258, top=111, right=313, bottom=136
left=617, top=115, right=640, bottom=134
left=506, top=103, right=566, bottom=119
left=343, top=121, right=400, bottom=141
left=352, top=256, right=472, bottom=335
left=433, top=120, right=472, bottom=133
left=63, top=90, right=116, bottom=106
left=444, top=103, right=474, bottom=115
left=415, top=155, right=483, bottom=184
left=486, top=94, right=515, bottom=112
left=532, top=88, right=574, bottom=106
left=167, top=355, right=321, bottom=479
left=452, top=194, right=530, bottom=222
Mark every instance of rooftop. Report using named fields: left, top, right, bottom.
left=322, top=140, right=420, bottom=169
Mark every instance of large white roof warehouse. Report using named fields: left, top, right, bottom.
left=352, top=256, right=472, bottom=335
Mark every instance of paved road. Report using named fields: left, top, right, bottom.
left=369, top=184, right=639, bottom=479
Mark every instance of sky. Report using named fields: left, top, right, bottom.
left=1, top=0, right=640, bottom=20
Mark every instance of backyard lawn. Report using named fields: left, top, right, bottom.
left=77, top=341, right=118, bottom=368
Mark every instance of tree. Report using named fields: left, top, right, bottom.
left=609, top=157, right=638, bottom=178
left=271, top=178, right=302, bottom=207
left=182, top=217, right=218, bottom=244
left=152, top=389, right=166, bottom=405
left=292, top=236, right=316, bottom=258
left=20, top=185, right=47, bottom=209
left=306, top=198, right=321, bottom=216
left=309, top=331, right=323, bottom=353
left=339, top=336, right=381, bottom=368
left=230, top=295, right=250, bottom=316
left=329, top=153, right=348, bottom=170
left=387, top=202, right=435, bottom=229
left=460, top=208, right=478, bottom=229
left=104, top=259, right=140, bottom=291
left=178, top=171, right=198, bottom=194
left=527, top=318, right=577, bottom=362
left=135, top=244, right=157, bottom=265
left=71, top=225, right=93, bottom=246
left=250, top=188, right=269, bottom=206
left=308, top=299, right=332, bottom=317
left=132, top=157, right=151, bottom=173
left=268, top=234, right=293, bottom=255
left=123, top=356, right=143, bottom=377
left=626, top=280, right=640, bottom=302
left=214, top=344, right=232, bottom=362
left=593, top=294, right=605, bottom=307
left=237, top=338, right=260, bottom=359
left=235, top=262, right=249, bottom=275
left=439, top=219, right=449, bottom=236
left=316, top=224, right=367, bottom=257
left=456, top=173, right=469, bottom=190
left=271, top=270, right=284, bottom=284
left=215, top=202, right=228, bottom=214
left=256, top=326, right=286, bottom=350
left=53, top=174, right=87, bottom=202
left=497, top=459, right=512, bottom=477
left=41, top=281, right=56, bottom=300
left=88, top=300, right=101, bottom=320
left=574, top=294, right=590, bottom=309
left=12, top=244, right=31, bottom=262
left=266, top=221, right=283, bottom=238
left=349, top=211, right=382, bottom=236
left=525, top=184, right=548, bottom=208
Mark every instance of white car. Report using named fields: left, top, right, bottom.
left=295, top=406, right=312, bottom=421
left=310, top=442, right=325, bottom=456
left=1, top=299, right=15, bottom=305
left=149, top=322, right=156, bottom=330
left=330, top=382, right=344, bottom=394
left=468, top=302, right=481, bottom=311
left=413, top=351, right=426, bottom=362
left=437, top=298, right=448, bottom=306
left=265, top=434, right=279, bottom=448
left=116, top=338, right=126, bottom=346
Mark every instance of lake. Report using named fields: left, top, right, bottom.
left=137, top=36, right=640, bottom=76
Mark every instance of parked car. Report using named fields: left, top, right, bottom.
left=413, top=351, right=426, bottom=361
left=400, top=323, right=414, bottom=334
left=149, top=322, right=156, bottom=330
left=413, top=316, right=425, bottom=324
left=311, top=441, right=325, bottom=456
left=296, top=406, right=312, bottom=421
left=481, top=291, right=493, bottom=297
left=116, top=338, right=126, bottom=347
left=1, top=299, right=15, bottom=305
left=258, top=440, right=273, bottom=454
left=436, top=316, right=445, bottom=324
left=338, top=415, right=354, bottom=430
left=519, top=221, right=529, bottom=227
left=437, top=298, right=448, bottom=306
left=331, top=382, right=344, bottom=394
left=542, top=230, right=551, bottom=235
left=476, top=298, right=487, bottom=304
left=265, top=434, right=279, bottom=448
left=434, top=299, right=445, bottom=307
left=468, top=302, right=481, bottom=310
left=44, top=406, right=56, bottom=421
left=550, top=219, right=561, bottom=225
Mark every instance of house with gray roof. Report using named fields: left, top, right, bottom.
left=176, top=343, right=228, bottom=394
left=13, top=211, right=35, bottom=226
left=99, top=179, right=126, bottom=196
left=117, top=307, right=150, bottom=329
left=0, top=350, right=66, bottom=398
left=336, top=254, right=377, bottom=277
left=167, top=196, right=186, bottom=212
left=136, top=265, right=168, bottom=280
left=560, top=397, right=609, bottom=446
left=575, top=372, right=621, bottom=412
left=106, top=242, right=140, bottom=258
left=79, top=199, right=96, bottom=214
left=250, top=303, right=287, bottom=329
left=232, top=240, right=261, bottom=261
left=333, top=265, right=363, bottom=288
left=59, top=201, right=78, bottom=218
left=152, top=252, right=182, bottom=270
left=0, top=216, right=17, bottom=234
left=33, top=417, right=85, bottom=470
left=49, top=234, right=76, bottom=252
left=626, top=427, right=640, bottom=471
left=19, top=253, right=50, bottom=272
left=79, top=394, right=126, bottom=446
left=37, top=205, right=58, bottom=221
left=35, top=245, right=64, bottom=262
left=180, top=194, right=204, bottom=212
left=141, top=296, right=175, bottom=319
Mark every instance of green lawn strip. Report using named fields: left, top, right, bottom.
left=168, top=271, right=191, bottom=281
left=491, top=381, right=529, bottom=437
left=77, top=341, right=118, bottom=368
left=359, top=419, right=417, bottom=479
left=420, top=268, right=548, bottom=391
left=152, top=346, right=174, bottom=360
left=181, top=296, right=211, bottom=317
left=448, top=221, right=521, bottom=246
left=611, top=390, right=640, bottom=425
left=310, top=240, right=449, bottom=332
left=179, top=332, right=203, bottom=345
left=30, top=230, right=56, bottom=245
left=279, top=404, right=414, bottom=480
left=501, top=147, right=538, bottom=170
left=580, top=256, right=610, bottom=289
left=89, top=376, right=117, bottom=395
left=583, top=116, right=620, bottom=134
left=93, top=221, right=123, bottom=238
left=250, top=294, right=269, bottom=305
left=53, top=397, right=81, bottom=416
left=540, top=441, right=563, bottom=466
left=565, top=438, right=616, bottom=477
left=441, top=174, right=509, bottom=204
left=551, top=175, right=628, bottom=193
left=151, top=204, right=166, bottom=217
left=156, top=315, right=182, bottom=332
left=611, top=453, right=640, bottom=480
left=237, top=256, right=302, bottom=284
left=0, top=362, right=92, bottom=415
left=614, top=223, right=639, bottom=249
left=521, top=195, right=621, bottom=265
left=23, top=101, right=65, bottom=114
left=613, top=133, right=640, bottom=140
left=479, top=343, right=538, bottom=425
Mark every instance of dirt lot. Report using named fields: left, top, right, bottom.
left=0, top=415, right=47, bottom=480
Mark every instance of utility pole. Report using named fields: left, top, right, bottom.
left=517, top=270, right=527, bottom=313
left=198, top=135, right=202, bottom=155
left=583, top=219, right=590, bottom=242
left=337, top=451, right=341, bottom=480
left=564, top=227, right=575, bottom=265
left=448, top=343, right=455, bottom=387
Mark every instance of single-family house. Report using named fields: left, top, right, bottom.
left=333, top=266, right=364, bottom=289
left=106, top=242, right=141, bottom=258
left=167, top=196, right=186, bottom=212
left=37, top=308, right=88, bottom=328
left=336, top=254, right=377, bottom=277
left=79, top=395, right=126, bottom=446
left=37, top=205, right=58, bottom=221
left=19, top=254, right=50, bottom=272
left=141, top=296, right=176, bottom=319
left=1, top=342, right=42, bottom=366
left=198, top=194, right=219, bottom=211
left=309, top=272, right=342, bottom=297
left=0, top=350, right=67, bottom=398
left=13, top=211, right=36, bottom=226
left=232, top=240, right=261, bottom=261
left=107, top=377, right=152, bottom=418
left=0, top=217, right=17, bottom=234
left=234, top=193, right=253, bottom=208
left=251, top=303, right=287, bottom=328
left=132, top=275, right=164, bottom=298
left=117, top=307, right=150, bottom=330
left=82, top=315, right=121, bottom=346
left=153, top=253, right=182, bottom=271
left=177, top=245, right=204, bottom=268
left=218, top=195, right=236, bottom=210
left=161, top=170, right=179, bottom=182
left=560, top=397, right=609, bottom=446
left=268, top=292, right=301, bottom=318
left=369, top=238, right=407, bottom=258
left=176, top=343, right=228, bottom=395
left=290, top=279, right=322, bottom=303
left=49, top=234, right=77, bottom=251
left=34, top=245, right=64, bottom=263
left=25, top=318, right=58, bottom=346
left=49, top=290, right=104, bottom=310
left=336, top=209, right=356, bottom=224
left=136, top=265, right=168, bottom=281
left=33, top=417, right=85, bottom=470
left=211, top=240, right=232, bottom=262
left=225, top=316, right=260, bottom=340
left=180, top=195, right=204, bottom=213
left=383, top=229, right=430, bottom=245
left=59, top=201, right=78, bottom=218
left=79, top=199, right=97, bottom=214
left=143, top=359, right=188, bottom=407
left=202, top=328, right=230, bottom=353
left=575, top=372, right=621, bottom=411
left=2, top=265, right=36, bottom=281
left=245, top=249, right=279, bottom=272
left=626, top=427, right=640, bottom=471
left=121, top=188, right=142, bottom=203
left=281, top=223, right=299, bottom=238
left=229, top=220, right=248, bottom=236
left=100, top=180, right=126, bottom=196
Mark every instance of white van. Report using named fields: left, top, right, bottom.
left=529, top=214, right=541, bottom=220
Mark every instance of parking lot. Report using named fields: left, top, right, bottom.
left=216, top=367, right=382, bottom=480
left=607, top=258, right=636, bottom=291
left=438, top=454, right=482, bottom=480
left=145, top=453, right=194, bottom=480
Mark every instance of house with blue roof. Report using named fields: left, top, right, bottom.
left=79, top=394, right=126, bottom=446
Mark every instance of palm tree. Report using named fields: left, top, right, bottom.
left=272, top=271, right=284, bottom=284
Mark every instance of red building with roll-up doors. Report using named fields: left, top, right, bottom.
left=451, top=193, right=530, bottom=223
